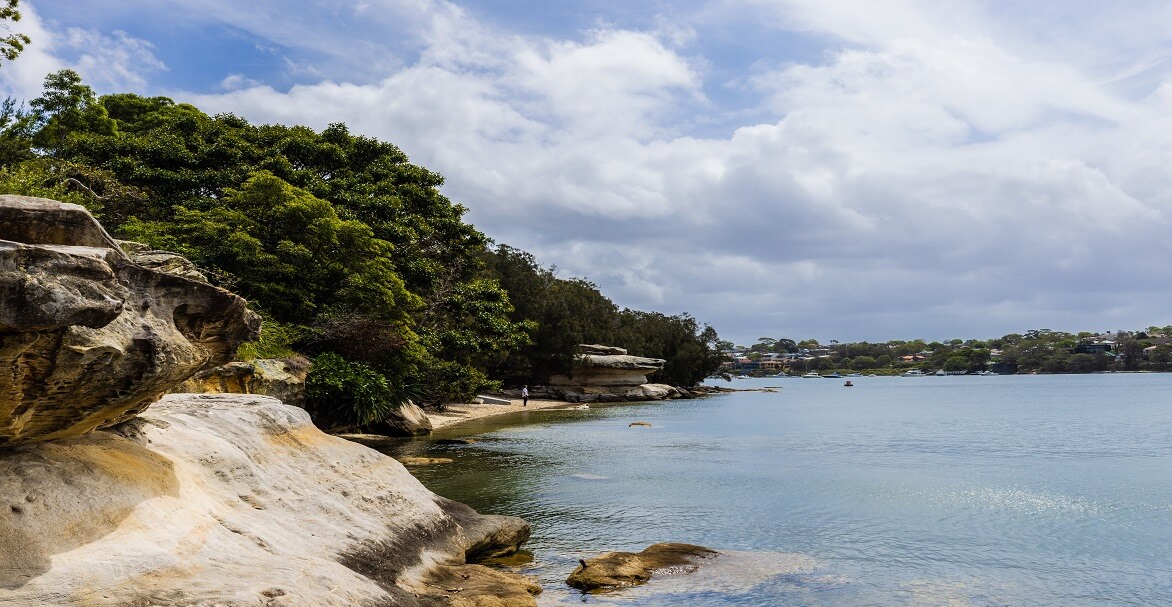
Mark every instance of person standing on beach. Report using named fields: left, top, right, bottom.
left=522, top=385, right=529, bottom=406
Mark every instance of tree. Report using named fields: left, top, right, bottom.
left=851, top=355, right=877, bottom=370
left=29, top=69, right=116, bottom=157
left=0, top=1, right=28, bottom=65
left=943, top=355, right=969, bottom=373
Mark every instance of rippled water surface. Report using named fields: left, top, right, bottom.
left=401, top=374, right=1172, bottom=605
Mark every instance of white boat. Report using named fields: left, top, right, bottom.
left=735, top=374, right=751, bottom=379
left=801, top=372, right=822, bottom=378
left=901, top=369, right=927, bottom=377
left=975, top=370, right=998, bottom=376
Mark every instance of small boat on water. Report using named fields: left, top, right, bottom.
left=823, top=372, right=843, bottom=379
left=901, top=369, right=927, bottom=377
left=802, top=372, right=822, bottom=378
left=735, top=374, right=751, bottom=379
left=975, top=370, right=998, bottom=376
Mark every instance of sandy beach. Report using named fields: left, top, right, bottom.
left=426, top=397, right=574, bottom=430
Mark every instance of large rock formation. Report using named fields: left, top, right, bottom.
left=546, top=344, right=681, bottom=402
left=0, top=196, right=261, bottom=445
left=0, top=394, right=538, bottom=606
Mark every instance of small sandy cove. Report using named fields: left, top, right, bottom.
left=426, top=398, right=573, bottom=430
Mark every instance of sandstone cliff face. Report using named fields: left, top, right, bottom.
left=0, top=196, right=261, bottom=445
left=0, top=394, right=536, bottom=606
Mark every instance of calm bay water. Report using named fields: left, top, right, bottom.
left=403, top=374, right=1172, bottom=606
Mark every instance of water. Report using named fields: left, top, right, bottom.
left=400, top=374, right=1172, bottom=605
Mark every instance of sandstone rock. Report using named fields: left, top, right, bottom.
left=566, top=543, right=719, bottom=592
left=176, top=357, right=309, bottom=409
left=550, top=354, right=666, bottom=388
left=398, top=456, right=455, bottom=466
left=423, top=564, right=541, bottom=607
left=369, top=400, right=434, bottom=437
left=544, top=344, right=685, bottom=403
left=578, top=344, right=628, bottom=355
left=0, top=394, right=536, bottom=606
left=438, top=496, right=532, bottom=563
left=619, top=383, right=679, bottom=401
left=336, top=432, right=403, bottom=448
left=127, top=248, right=211, bottom=283
left=0, top=196, right=261, bottom=446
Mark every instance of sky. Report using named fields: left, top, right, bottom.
left=5, top=1, right=1172, bottom=346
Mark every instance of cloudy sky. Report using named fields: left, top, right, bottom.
left=6, top=1, right=1172, bottom=345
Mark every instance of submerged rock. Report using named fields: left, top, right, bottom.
left=566, top=542, right=719, bottom=592
left=0, top=196, right=260, bottom=446
left=0, top=394, right=537, bottom=606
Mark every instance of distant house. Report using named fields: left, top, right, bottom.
left=1074, top=342, right=1114, bottom=355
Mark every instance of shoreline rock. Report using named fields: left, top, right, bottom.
left=0, top=394, right=538, bottom=606
left=566, top=542, right=720, bottom=592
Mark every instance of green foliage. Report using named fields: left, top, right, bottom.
left=0, top=0, right=28, bottom=64
left=0, top=159, right=88, bottom=207
left=121, top=171, right=421, bottom=325
left=414, top=356, right=499, bottom=407
left=483, top=244, right=724, bottom=386
left=304, top=353, right=406, bottom=429
left=236, top=316, right=306, bottom=361
left=30, top=69, right=116, bottom=157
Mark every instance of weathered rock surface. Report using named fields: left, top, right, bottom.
left=369, top=400, right=434, bottom=437
left=0, top=394, right=537, bottom=606
left=543, top=344, right=685, bottom=403
left=0, top=196, right=261, bottom=446
left=176, top=357, right=309, bottom=409
left=549, top=353, right=666, bottom=388
left=566, top=543, right=719, bottom=592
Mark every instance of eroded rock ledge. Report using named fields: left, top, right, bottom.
left=0, top=394, right=538, bottom=606
left=0, top=195, right=261, bottom=446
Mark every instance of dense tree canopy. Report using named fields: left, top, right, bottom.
left=0, top=69, right=727, bottom=425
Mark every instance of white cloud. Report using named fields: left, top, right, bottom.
left=12, top=0, right=1172, bottom=343
left=64, top=28, right=166, bottom=90
left=0, top=4, right=165, bottom=98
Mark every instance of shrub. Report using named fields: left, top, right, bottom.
left=304, top=353, right=416, bottom=430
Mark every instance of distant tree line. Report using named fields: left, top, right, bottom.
left=0, top=69, right=726, bottom=428
left=739, top=326, right=1172, bottom=375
